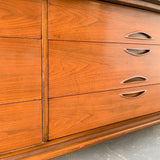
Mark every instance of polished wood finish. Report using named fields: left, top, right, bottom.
left=104, top=0, right=160, bottom=13
left=1, top=0, right=160, bottom=159
left=42, top=0, right=49, bottom=142
left=0, top=38, right=41, bottom=105
left=0, top=0, right=41, bottom=39
left=0, top=100, right=42, bottom=153
left=1, top=112, right=160, bottom=159
left=48, top=0, right=160, bottom=44
left=49, top=84, right=160, bottom=139
left=143, top=0, right=160, bottom=5
left=49, top=41, right=160, bottom=98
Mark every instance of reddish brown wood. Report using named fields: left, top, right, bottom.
left=0, top=38, right=41, bottom=105
left=0, top=100, right=42, bottom=153
left=0, top=0, right=41, bottom=39
left=105, top=0, right=160, bottom=13
left=143, top=0, right=160, bottom=5
left=0, top=0, right=160, bottom=159
left=48, top=0, right=160, bottom=44
left=49, top=84, right=160, bottom=139
left=42, top=0, right=49, bottom=143
left=49, top=41, right=160, bottom=98
left=1, top=112, right=160, bottom=159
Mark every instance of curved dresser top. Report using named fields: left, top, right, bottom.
left=103, top=0, right=160, bottom=13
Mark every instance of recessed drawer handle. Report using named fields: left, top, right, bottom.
left=121, top=76, right=147, bottom=84
left=126, top=32, right=152, bottom=40
left=124, top=48, right=150, bottom=56
left=120, top=90, right=146, bottom=99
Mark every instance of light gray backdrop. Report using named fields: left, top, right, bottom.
left=53, top=124, right=160, bottom=160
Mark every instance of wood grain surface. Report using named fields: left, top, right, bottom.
left=0, top=0, right=41, bottom=38
left=0, top=100, right=42, bottom=153
left=48, top=0, right=160, bottom=44
left=104, top=0, right=160, bottom=13
left=49, top=84, right=160, bottom=139
left=42, top=0, right=49, bottom=143
left=49, top=41, right=160, bottom=98
left=0, top=0, right=160, bottom=158
left=1, top=112, right=160, bottom=159
left=0, top=38, right=41, bottom=104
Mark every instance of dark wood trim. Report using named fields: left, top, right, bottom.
left=1, top=112, right=160, bottom=160
left=142, top=0, right=160, bottom=5
left=42, top=0, right=49, bottom=142
left=103, top=0, right=160, bottom=13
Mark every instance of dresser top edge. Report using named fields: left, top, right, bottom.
left=101, top=0, right=160, bottom=13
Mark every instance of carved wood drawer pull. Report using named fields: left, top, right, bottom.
left=120, top=90, right=146, bottom=99
left=126, top=32, right=152, bottom=40
left=124, top=48, right=150, bottom=56
left=121, top=76, right=147, bottom=84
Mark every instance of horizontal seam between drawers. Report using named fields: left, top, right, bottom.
left=49, top=82, right=160, bottom=99
left=0, top=99, right=41, bottom=106
left=48, top=39, right=160, bottom=46
left=0, top=36, right=41, bottom=40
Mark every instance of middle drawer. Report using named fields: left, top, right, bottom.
left=49, top=41, right=160, bottom=98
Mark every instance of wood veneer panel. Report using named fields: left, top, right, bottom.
left=0, top=38, right=41, bottom=104
left=0, top=0, right=41, bottom=38
left=49, top=85, right=160, bottom=139
left=48, top=0, right=160, bottom=44
left=49, top=41, right=160, bottom=98
left=0, top=100, right=42, bottom=153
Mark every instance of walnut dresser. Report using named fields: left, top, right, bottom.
left=1, top=0, right=160, bottom=159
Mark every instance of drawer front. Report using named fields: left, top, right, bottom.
left=49, top=41, right=160, bottom=98
left=48, top=0, right=160, bottom=44
left=0, top=0, right=41, bottom=38
left=49, top=85, right=160, bottom=139
left=0, top=38, right=41, bottom=104
left=0, top=100, right=42, bottom=153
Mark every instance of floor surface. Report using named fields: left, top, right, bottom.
left=53, top=124, right=160, bottom=160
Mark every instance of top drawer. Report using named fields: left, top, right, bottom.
left=48, top=0, right=160, bottom=44
left=0, top=0, right=41, bottom=39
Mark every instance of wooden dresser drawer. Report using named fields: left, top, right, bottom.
left=0, top=0, right=41, bottom=38
left=0, top=38, right=41, bottom=104
left=49, top=41, right=160, bottom=98
left=0, top=100, right=42, bottom=153
left=49, top=85, right=160, bottom=140
left=48, top=0, right=160, bottom=44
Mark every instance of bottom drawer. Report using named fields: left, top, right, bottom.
left=49, top=85, right=160, bottom=140
left=0, top=100, right=42, bottom=153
